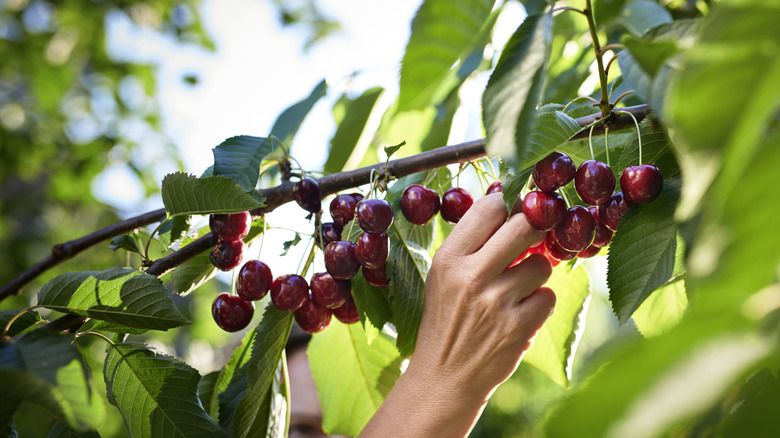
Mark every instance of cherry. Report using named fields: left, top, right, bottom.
left=324, top=241, right=361, bottom=280
left=596, top=191, right=632, bottom=232
left=209, top=211, right=252, bottom=241
left=355, top=199, right=394, bottom=234
left=212, top=293, right=254, bottom=332
left=210, top=239, right=246, bottom=271
left=354, top=232, right=388, bottom=270
left=543, top=232, right=577, bottom=262
left=333, top=296, right=360, bottom=324
left=294, top=296, right=332, bottom=334
left=270, top=274, right=309, bottom=311
left=533, top=151, right=576, bottom=192
left=314, top=222, right=343, bottom=249
left=440, top=187, right=473, bottom=224
left=522, top=191, right=566, bottom=231
left=551, top=205, right=596, bottom=252
left=236, top=260, right=273, bottom=301
left=362, top=265, right=390, bottom=288
left=588, top=207, right=614, bottom=248
left=574, top=160, right=615, bottom=205
left=401, top=184, right=441, bottom=225
left=330, top=193, right=359, bottom=226
left=620, top=164, right=663, bottom=204
left=528, top=242, right=561, bottom=267
left=310, top=272, right=351, bottom=309
left=485, top=181, right=503, bottom=195
left=293, top=177, right=322, bottom=213
left=577, top=244, right=602, bottom=258
left=351, top=193, right=364, bottom=204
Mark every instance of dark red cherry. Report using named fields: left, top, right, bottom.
left=354, top=232, right=389, bottom=270
left=575, top=160, right=616, bottom=205
left=210, top=239, right=246, bottom=271
left=351, top=193, right=364, bottom=203
left=577, top=244, right=602, bottom=258
left=355, top=199, right=394, bottom=234
left=293, top=177, right=322, bottom=213
left=362, top=265, right=390, bottom=288
left=620, top=164, right=663, bottom=204
left=596, top=191, right=632, bottom=232
left=485, top=181, right=503, bottom=195
left=543, top=232, right=577, bottom=262
left=314, top=222, right=343, bottom=249
left=522, top=191, right=567, bottom=231
left=440, top=187, right=473, bottom=224
left=294, top=296, right=332, bottom=334
left=330, top=194, right=359, bottom=226
left=401, top=184, right=441, bottom=225
left=533, top=151, right=576, bottom=192
left=310, top=272, right=351, bottom=309
left=212, top=293, right=254, bottom=332
left=551, top=205, right=596, bottom=252
left=324, top=241, right=361, bottom=280
left=588, top=207, right=614, bottom=248
left=270, top=274, right=309, bottom=311
left=333, top=296, right=360, bottom=324
left=236, top=260, right=273, bottom=301
left=209, top=211, right=252, bottom=241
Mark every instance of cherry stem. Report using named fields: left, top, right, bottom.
left=597, top=44, right=624, bottom=57
left=562, top=96, right=600, bottom=113
left=73, top=330, right=117, bottom=347
left=143, top=217, right=171, bottom=261
left=605, top=127, right=611, bottom=167
left=282, top=352, right=292, bottom=437
left=588, top=124, right=597, bottom=161
left=552, top=6, right=586, bottom=15
left=617, top=110, right=644, bottom=165
left=611, top=90, right=635, bottom=107
left=558, top=186, right=574, bottom=209
left=605, top=52, right=620, bottom=78
left=482, top=156, right=498, bottom=180
left=298, top=239, right=317, bottom=279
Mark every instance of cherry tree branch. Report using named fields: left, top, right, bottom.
left=5, top=104, right=649, bottom=306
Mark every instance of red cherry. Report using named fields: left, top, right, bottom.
left=362, top=265, right=391, bottom=288
left=354, top=232, right=389, bottom=270
left=575, top=160, right=616, bottom=205
left=577, top=244, right=602, bottom=258
left=533, top=151, right=576, bottom=192
left=270, top=274, right=309, bottom=311
left=209, top=239, right=246, bottom=271
left=310, top=272, right=351, bottom=309
left=485, top=181, right=503, bottom=195
left=522, top=191, right=567, bottom=231
left=401, top=184, right=441, bottom=225
left=355, top=199, right=394, bottom=234
left=209, top=211, right=252, bottom=241
left=294, top=297, right=332, bottom=334
left=588, top=207, right=614, bottom=248
left=329, top=194, right=359, bottom=226
left=236, top=260, right=273, bottom=301
left=333, top=296, right=360, bottom=324
left=551, top=205, right=596, bottom=252
left=212, top=293, right=254, bottom=332
left=543, top=232, right=577, bottom=262
left=324, top=241, right=361, bottom=280
left=314, top=222, right=343, bottom=249
left=440, top=187, right=473, bottom=224
left=596, top=191, right=632, bottom=232
left=620, top=164, right=663, bottom=204
left=293, top=177, right=322, bottom=213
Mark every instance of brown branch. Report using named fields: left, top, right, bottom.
left=7, top=105, right=649, bottom=309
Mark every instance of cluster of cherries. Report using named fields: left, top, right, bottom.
left=518, top=151, right=663, bottom=264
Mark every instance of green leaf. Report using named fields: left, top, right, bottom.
left=324, top=88, right=384, bottom=173
left=280, top=233, right=302, bottom=257
left=383, top=141, right=406, bottom=160
left=517, top=105, right=587, bottom=172
left=46, top=421, right=100, bottom=438
left=350, top=271, right=393, bottom=344
left=309, top=321, right=402, bottom=436
left=215, top=330, right=256, bottom=424
left=616, top=50, right=650, bottom=102
left=0, top=309, right=41, bottom=337
left=616, top=0, right=671, bottom=36
left=270, top=79, right=327, bottom=147
left=482, top=13, right=552, bottom=167
left=615, top=117, right=677, bottom=179
left=171, top=251, right=218, bottom=296
left=37, top=267, right=190, bottom=330
left=593, top=0, right=627, bottom=29
left=0, top=390, right=19, bottom=437
left=632, top=279, right=687, bottom=338
left=169, top=215, right=194, bottom=244
left=213, top=136, right=273, bottom=192
left=500, top=167, right=530, bottom=213
left=522, top=262, right=590, bottom=387
left=399, top=0, right=496, bottom=110
left=107, top=235, right=141, bottom=254
left=104, top=343, right=221, bottom=438
left=607, top=182, right=680, bottom=325
left=622, top=36, right=677, bottom=77
left=230, top=306, right=294, bottom=438
left=198, top=371, right=220, bottom=419
left=0, top=331, right=104, bottom=431
left=161, top=172, right=264, bottom=217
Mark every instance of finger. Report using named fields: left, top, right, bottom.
left=496, top=253, right=553, bottom=303
left=437, top=192, right=509, bottom=256
left=475, top=212, right=546, bottom=276
left=514, top=287, right=557, bottom=352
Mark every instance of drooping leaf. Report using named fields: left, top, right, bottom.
left=517, top=105, right=587, bottom=172
left=213, top=136, right=274, bottom=192
left=350, top=271, right=393, bottom=344
left=632, top=279, right=687, bottom=338
left=522, top=261, right=590, bottom=387
left=616, top=0, right=672, bottom=36
left=37, top=267, right=190, bottom=330
left=383, top=141, right=406, bottom=160
left=271, top=79, right=327, bottom=147
left=607, top=182, right=680, bottom=325
left=107, top=235, right=141, bottom=255
left=500, top=167, right=531, bottom=214
left=482, top=12, right=552, bottom=167
left=399, top=0, right=496, bottom=110
left=0, top=309, right=41, bottom=337
left=214, top=329, right=256, bottom=421
left=171, top=251, right=218, bottom=296
left=309, top=321, right=402, bottom=436
left=324, top=88, right=384, bottom=173
left=103, top=343, right=221, bottom=438
left=0, top=331, right=104, bottom=432
left=161, top=172, right=264, bottom=217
